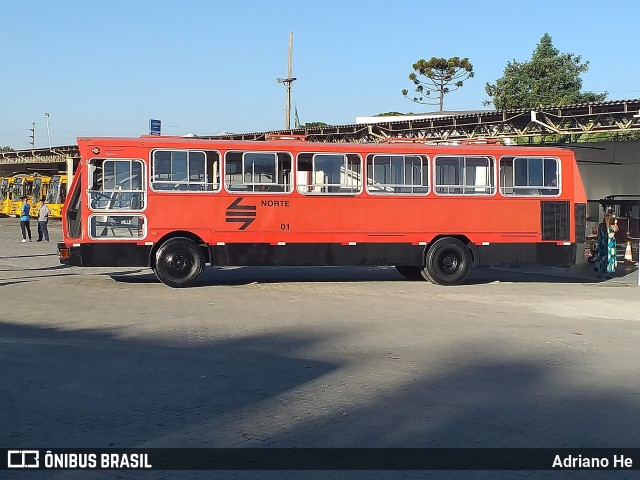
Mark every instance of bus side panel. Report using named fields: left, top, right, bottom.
left=476, top=243, right=576, bottom=267
left=210, top=243, right=426, bottom=267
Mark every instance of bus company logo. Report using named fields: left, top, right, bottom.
left=226, top=197, right=256, bottom=230
left=8, top=450, right=40, bottom=468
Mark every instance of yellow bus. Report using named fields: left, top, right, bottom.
left=28, top=175, right=51, bottom=217
left=43, top=174, right=67, bottom=219
left=0, top=176, right=15, bottom=216
left=10, top=174, right=49, bottom=217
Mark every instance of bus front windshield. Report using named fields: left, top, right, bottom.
left=32, top=180, right=42, bottom=202
left=0, top=180, right=7, bottom=201
left=11, top=180, right=24, bottom=199
left=46, top=180, right=60, bottom=203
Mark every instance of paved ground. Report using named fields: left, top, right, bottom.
left=1, top=217, right=639, bottom=480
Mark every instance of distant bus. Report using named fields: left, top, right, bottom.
left=28, top=175, right=51, bottom=217
left=9, top=174, right=48, bottom=217
left=0, top=176, right=11, bottom=216
left=43, top=174, right=68, bottom=219
left=59, top=136, right=588, bottom=287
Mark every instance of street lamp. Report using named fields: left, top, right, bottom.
left=44, top=113, right=51, bottom=149
left=277, top=76, right=297, bottom=130
left=277, top=32, right=297, bottom=130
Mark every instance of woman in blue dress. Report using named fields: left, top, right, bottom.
left=595, top=212, right=618, bottom=279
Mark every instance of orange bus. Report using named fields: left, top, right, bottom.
left=58, top=136, right=587, bottom=287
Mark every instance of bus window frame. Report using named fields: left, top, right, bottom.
left=46, top=175, right=61, bottom=204
left=296, top=152, right=363, bottom=196
left=433, top=155, right=497, bottom=196
left=150, top=149, right=221, bottom=193
left=11, top=177, right=25, bottom=199
left=87, top=213, right=148, bottom=241
left=498, top=156, right=562, bottom=197
left=87, top=157, right=147, bottom=213
left=1, top=178, right=9, bottom=201
left=365, top=153, right=430, bottom=196
left=224, top=150, right=293, bottom=194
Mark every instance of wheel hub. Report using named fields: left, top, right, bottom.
left=165, top=250, right=193, bottom=277
left=439, top=252, right=460, bottom=274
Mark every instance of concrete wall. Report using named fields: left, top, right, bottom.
left=573, top=141, right=640, bottom=200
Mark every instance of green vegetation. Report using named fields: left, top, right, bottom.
left=402, top=57, right=474, bottom=111
left=485, top=33, right=607, bottom=109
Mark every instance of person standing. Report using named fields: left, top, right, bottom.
left=19, top=196, right=32, bottom=242
left=595, top=212, right=618, bottom=279
left=37, top=198, right=50, bottom=242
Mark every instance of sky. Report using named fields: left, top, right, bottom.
left=1, top=0, right=639, bottom=150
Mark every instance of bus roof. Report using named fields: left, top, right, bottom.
left=76, top=136, right=574, bottom=156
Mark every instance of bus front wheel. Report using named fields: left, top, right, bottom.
left=422, top=238, right=471, bottom=286
left=154, top=237, right=205, bottom=288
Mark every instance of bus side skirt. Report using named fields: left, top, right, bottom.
left=60, top=242, right=576, bottom=269
left=210, top=243, right=426, bottom=267
left=476, top=243, right=576, bottom=267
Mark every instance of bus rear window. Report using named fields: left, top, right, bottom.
left=500, top=156, right=560, bottom=196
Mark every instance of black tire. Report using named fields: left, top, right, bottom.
left=421, top=237, right=472, bottom=286
left=154, top=237, right=205, bottom=288
left=395, top=265, right=425, bottom=281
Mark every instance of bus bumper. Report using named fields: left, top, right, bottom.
left=58, top=243, right=82, bottom=266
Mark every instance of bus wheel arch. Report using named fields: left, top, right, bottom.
left=150, top=231, right=210, bottom=270
left=421, top=236, right=473, bottom=286
left=151, top=232, right=208, bottom=288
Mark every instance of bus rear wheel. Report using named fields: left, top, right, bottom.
left=154, top=237, right=205, bottom=288
left=395, top=266, right=425, bottom=280
left=422, top=238, right=472, bottom=286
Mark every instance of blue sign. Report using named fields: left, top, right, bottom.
left=149, top=119, right=161, bottom=136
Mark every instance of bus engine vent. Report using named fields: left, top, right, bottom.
left=574, top=203, right=587, bottom=243
left=541, top=201, right=570, bottom=241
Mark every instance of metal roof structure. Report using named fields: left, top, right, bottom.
left=1, top=99, right=640, bottom=167
left=0, top=145, right=79, bottom=165
left=198, top=99, right=640, bottom=143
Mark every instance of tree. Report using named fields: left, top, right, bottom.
left=0, top=146, right=13, bottom=152
left=402, top=57, right=474, bottom=111
left=485, top=33, right=607, bottom=109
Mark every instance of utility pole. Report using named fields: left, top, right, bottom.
left=29, top=122, right=35, bottom=149
left=45, top=113, right=51, bottom=149
left=277, top=32, right=297, bottom=130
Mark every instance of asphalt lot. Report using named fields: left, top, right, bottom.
left=1, top=217, right=639, bottom=480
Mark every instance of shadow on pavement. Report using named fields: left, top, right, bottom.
left=109, top=264, right=638, bottom=286
left=1, top=323, right=638, bottom=479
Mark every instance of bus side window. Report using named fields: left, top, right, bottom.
left=500, top=156, right=559, bottom=196
left=297, top=152, right=362, bottom=195
left=151, top=149, right=218, bottom=192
